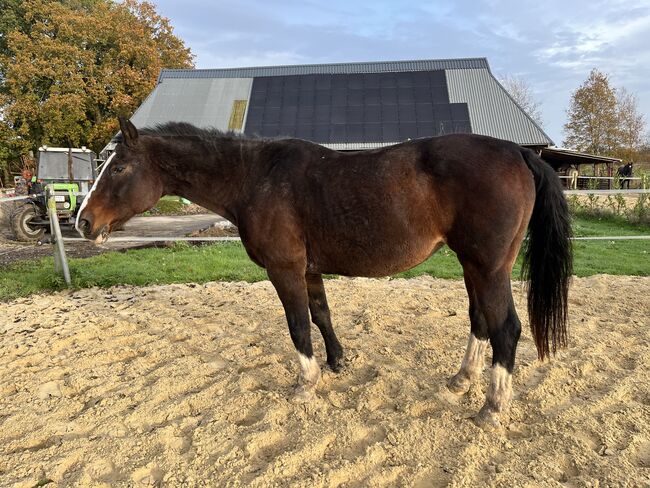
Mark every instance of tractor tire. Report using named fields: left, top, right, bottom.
left=10, top=204, right=46, bottom=242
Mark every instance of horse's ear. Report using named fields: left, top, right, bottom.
left=118, top=117, right=139, bottom=146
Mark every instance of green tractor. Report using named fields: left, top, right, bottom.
left=10, top=147, right=98, bottom=241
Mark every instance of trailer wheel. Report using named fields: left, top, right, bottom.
left=10, top=204, right=46, bottom=242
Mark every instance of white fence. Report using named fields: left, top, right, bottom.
left=558, top=175, right=646, bottom=191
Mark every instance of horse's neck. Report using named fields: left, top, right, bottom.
left=155, top=136, right=262, bottom=224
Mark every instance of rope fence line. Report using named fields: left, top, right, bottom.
left=0, top=191, right=91, bottom=204
left=62, top=236, right=241, bottom=242
left=558, top=175, right=643, bottom=181
left=0, top=193, right=45, bottom=203
left=571, top=235, right=650, bottom=241
left=2, top=188, right=648, bottom=205
left=2, top=188, right=647, bottom=287
left=60, top=235, right=650, bottom=244
left=564, top=189, right=650, bottom=195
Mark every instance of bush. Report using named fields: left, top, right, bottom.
left=566, top=182, right=650, bottom=226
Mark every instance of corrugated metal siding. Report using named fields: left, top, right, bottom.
left=322, top=141, right=400, bottom=151
left=446, top=69, right=553, bottom=146
left=158, top=58, right=489, bottom=81
left=131, top=78, right=253, bottom=131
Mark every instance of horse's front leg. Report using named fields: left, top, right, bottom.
left=307, top=273, right=344, bottom=372
left=267, top=265, right=321, bottom=402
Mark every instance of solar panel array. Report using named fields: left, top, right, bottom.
left=244, top=70, right=471, bottom=143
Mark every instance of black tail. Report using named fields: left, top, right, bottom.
left=520, top=148, right=573, bottom=360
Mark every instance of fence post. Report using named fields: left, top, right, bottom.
left=47, top=185, right=72, bottom=287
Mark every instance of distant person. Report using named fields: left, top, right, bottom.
left=616, top=162, right=633, bottom=189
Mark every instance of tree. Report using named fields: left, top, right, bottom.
left=616, top=87, right=646, bottom=162
left=499, top=75, right=545, bottom=128
left=0, top=0, right=193, bottom=185
left=563, top=69, right=621, bottom=156
left=563, top=69, right=648, bottom=161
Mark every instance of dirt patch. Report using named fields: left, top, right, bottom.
left=1, top=275, right=648, bottom=486
left=0, top=240, right=119, bottom=267
left=187, top=221, right=240, bottom=238
left=148, top=203, right=211, bottom=216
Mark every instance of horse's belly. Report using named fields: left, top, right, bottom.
left=312, top=233, right=444, bottom=277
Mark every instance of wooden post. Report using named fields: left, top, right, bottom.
left=67, top=147, right=74, bottom=182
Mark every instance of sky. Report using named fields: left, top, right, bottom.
left=151, top=0, right=650, bottom=146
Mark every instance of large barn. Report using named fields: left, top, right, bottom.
left=115, top=57, right=625, bottom=187
left=121, top=57, right=553, bottom=151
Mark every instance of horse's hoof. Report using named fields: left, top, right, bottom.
left=292, top=384, right=316, bottom=403
left=473, top=405, right=503, bottom=431
left=327, top=356, right=345, bottom=373
left=435, top=386, right=462, bottom=405
left=447, top=373, right=471, bottom=395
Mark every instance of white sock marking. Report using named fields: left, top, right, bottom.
left=486, top=364, right=512, bottom=412
left=298, top=353, right=321, bottom=386
left=459, top=334, right=488, bottom=379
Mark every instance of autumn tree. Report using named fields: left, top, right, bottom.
left=616, top=87, right=646, bottom=162
left=0, top=0, right=193, bottom=185
left=564, top=69, right=648, bottom=161
left=499, top=75, right=545, bottom=128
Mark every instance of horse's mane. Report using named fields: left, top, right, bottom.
left=114, top=121, right=264, bottom=145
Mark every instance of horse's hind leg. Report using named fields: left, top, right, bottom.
left=306, top=273, right=344, bottom=372
left=267, top=266, right=321, bottom=402
left=447, top=272, right=489, bottom=394
left=469, top=266, right=522, bottom=429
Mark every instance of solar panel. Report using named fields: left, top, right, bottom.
left=244, top=71, right=472, bottom=143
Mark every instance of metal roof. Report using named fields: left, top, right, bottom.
left=114, top=57, right=554, bottom=153
left=131, top=77, right=253, bottom=130
left=446, top=69, right=553, bottom=146
left=541, top=147, right=622, bottom=168
left=158, top=58, right=490, bottom=82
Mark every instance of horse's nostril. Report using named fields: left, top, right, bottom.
left=79, top=218, right=91, bottom=233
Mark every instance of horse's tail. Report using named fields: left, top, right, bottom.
left=520, top=148, right=573, bottom=360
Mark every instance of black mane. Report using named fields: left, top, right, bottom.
left=113, top=121, right=265, bottom=145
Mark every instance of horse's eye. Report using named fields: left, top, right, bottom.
left=113, top=166, right=125, bottom=174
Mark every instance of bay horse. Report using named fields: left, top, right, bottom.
left=77, top=117, right=572, bottom=428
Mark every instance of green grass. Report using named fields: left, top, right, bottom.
left=146, top=196, right=188, bottom=215
left=571, top=211, right=650, bottom=237
left=0, top=215, right=648, bottom=301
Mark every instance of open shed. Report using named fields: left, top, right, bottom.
left=541, top=147, right=623, bottom=189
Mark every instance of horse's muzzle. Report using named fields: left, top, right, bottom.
left=76, top=215, right=109, bottom=244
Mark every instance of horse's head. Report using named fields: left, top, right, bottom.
left=76, top=117, right=164, bottom=244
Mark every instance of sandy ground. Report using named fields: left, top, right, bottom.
left=0, top=275, right=649, bottom=487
